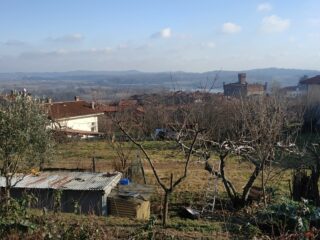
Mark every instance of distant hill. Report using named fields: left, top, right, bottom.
left=0, top=68, right=319, bottom=101
left=0, top=68, right=318, bottom=90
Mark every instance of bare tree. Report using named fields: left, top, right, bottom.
left=180, top=95, right=301, bottom=207
left=117, top=122, right=200, bottom=226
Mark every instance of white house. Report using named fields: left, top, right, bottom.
left=47, top=97, right=105, bottom=137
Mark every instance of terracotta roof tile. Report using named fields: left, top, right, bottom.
left=46, top=100, right=104, bottom=120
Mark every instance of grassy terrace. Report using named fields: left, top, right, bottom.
left=41, top=139, right=294, bottom=239
left=52, top=139, right=292, bottom=195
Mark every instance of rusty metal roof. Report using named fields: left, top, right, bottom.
left=0, top=171, right=122, bottom=192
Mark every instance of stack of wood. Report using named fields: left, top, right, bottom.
left=108, top=195, right=150, bottom=220
left=107, top=183, right=154, bottom=220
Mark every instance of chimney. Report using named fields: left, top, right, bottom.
left=47, top=98, right=52, bottom=104
left=238, top=73, right=246, bottom=84
left=91, top=101, right=95, bottom=109
left=74, top=96, right=80, bottom=101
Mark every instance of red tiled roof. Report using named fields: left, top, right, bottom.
left=46, top=100, right=104, bottom=120
left=119, top=99, right=138, bottom=107
left=98, top=104, right=118, bottom=113
left=300, top=75, right=320, bottom=85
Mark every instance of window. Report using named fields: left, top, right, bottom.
left=91, top=122, right=96, bottom=132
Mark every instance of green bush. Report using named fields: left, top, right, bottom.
left=0, top=196, right=38, bottom=237
left=257, top=198, right=320, bottom=235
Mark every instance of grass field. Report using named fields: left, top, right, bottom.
left=51, top=139, right=292, bottom=195
left=43, top=139, right=294, bottom=239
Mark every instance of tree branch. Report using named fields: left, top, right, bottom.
left=118, top=123, right=168, bottom=191
left=172, top=130, right=200, bottom=190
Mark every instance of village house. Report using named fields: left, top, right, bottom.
left=299, top=75, right=320, bottom=104
left=223, top=73, right=267, bottom=98
left=0, top=171, right=122, bottom=215
left=279, top=86, right=301, bottom=98
left=297, top=75, right=320, bottom=130
left=46, top=96, right=106, bottom=137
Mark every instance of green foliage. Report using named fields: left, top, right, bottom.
left=0, top=196, right=106, bottom=239
left=257, top=198, right=320, bottom=235
left=0, top=93, right=54, bottom=179
left=53, top=190, right=62, bottom=213
left=73, top=200, right=80, bottom=215
left=0, top=196, right=38, bottom=237
left=237, top=223, right=262, bottom=239
left=48, top=221, right=104, bottom=240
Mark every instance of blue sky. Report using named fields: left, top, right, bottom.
left=0, top=0, right=319, bottom=72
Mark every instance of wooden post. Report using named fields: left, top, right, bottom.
left=140, top=161, right=147, bottom=184
left=92, top=157, right=96, bottom=173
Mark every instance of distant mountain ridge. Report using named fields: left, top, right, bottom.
left=0, top=68, right=319, bottom=90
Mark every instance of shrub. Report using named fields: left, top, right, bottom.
left=257, top=198, right=320, bottom=236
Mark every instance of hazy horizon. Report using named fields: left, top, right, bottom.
left=1, top=66, right=320, bottom=74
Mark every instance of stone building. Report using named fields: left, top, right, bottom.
left=223, top=73, right=267, bottom=98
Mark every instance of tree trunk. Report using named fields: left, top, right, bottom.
left=218, top=155, right=239, bottom=205
left=205, top=160, right=240, bottom=207
left=4, top=175, right=11, bottom=207
left=3, top=159, right=11, bottom=205
left=242, top=164, right=261, bottom=202
left=261, top=162, right=267, bottom=207
left=310, top=168, right=320, bottom=206
left=162, top=191, right=170, bottom=227
left=140, top=160, right=147, bottom=184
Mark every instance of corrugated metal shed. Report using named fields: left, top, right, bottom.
left=0, top=171, right=122, bottom=192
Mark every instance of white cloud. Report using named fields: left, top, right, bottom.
left=151, top=28, right=172, bottom=39
left=201, top=42, right=216, bottom=48
left=117, top=43, right=129, bottom=49
left=257, top=3, right=272, bottom=12
left=260, top=15, right=290, bottom=33
left=47, top=33, right=84, bottom=43
left=222, top=22, right=242, bottom=34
